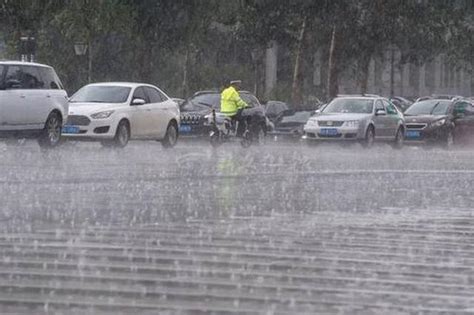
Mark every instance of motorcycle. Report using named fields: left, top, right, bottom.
left=208, top=109, right=266, bottom=148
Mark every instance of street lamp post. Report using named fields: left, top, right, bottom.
left=74, top=41, right=91, bottom=83
left=20, top=35, right=36, bottom=62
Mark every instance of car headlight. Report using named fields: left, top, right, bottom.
left=91, top=110, right=114, bottom=119
left=430, top=119, right=446, bottom=128
left=306, top=119, right=318, bottom=127
left=344, top=120, right=360, bottom=128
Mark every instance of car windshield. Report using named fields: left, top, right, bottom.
left=70, top=86, right=131, bottom=103
left=404, top=100, right=451, bottom=115
left=280, top=111, right=312, bottom=123
left=323, top=98, right=374, bottom=114
left=189, top=93, right=221, bottom=109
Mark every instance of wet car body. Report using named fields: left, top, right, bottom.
left=303, top=96, right=405, bottom=147
left=179, top=90, right=270, bottom=137
left=404, top=99, right=474, bottom=146
left=268, top=109, right=314, bottom=141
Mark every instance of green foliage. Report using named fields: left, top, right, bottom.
left=0, top=0, right=471, bottom=98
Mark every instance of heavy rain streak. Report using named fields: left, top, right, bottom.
left=0, top=1, right=473, bottom=314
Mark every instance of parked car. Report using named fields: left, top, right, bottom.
left=179, top=90, right=271, bottom=137
left=303, top=95, right=405, bottom=148
left=63, top=82, right=180, bottom=148
left=404, top=98, right=474, bottom=146
left=390, top=96, right=413, bottom=112
left=268, top=109, right=314, bottom=141
left=0, top=61, right=68, bottom=148
left=264, top=101, right=289, bottom=123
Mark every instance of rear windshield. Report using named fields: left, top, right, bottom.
left=405, top=100, right=451, bottom=116
left=70, top=86, right=131, bottom=103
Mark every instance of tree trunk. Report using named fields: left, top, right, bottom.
left=182, top=48, right=189, bottom=98
left=291, top=17, right=307, bottom=109
left=359, top=53, right=371, bottom=94
left=327, top=24, right=339, bottom=100
left=265, top=40, right=278, bottom=100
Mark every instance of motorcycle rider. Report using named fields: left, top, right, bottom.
left=220, top=80, right=248, bottom=135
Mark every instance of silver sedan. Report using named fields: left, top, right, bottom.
left=303, top=96, right=405, bottom=148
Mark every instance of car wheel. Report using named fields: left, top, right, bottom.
left=162, top=122, right=178, bottom=149
left=393, top=127, right=404, bottom=149
left=362, top=126, right=375, bottom=148
left=112, top=120, right=130, bottom=148
left=38, top=112, right=62, bottom=149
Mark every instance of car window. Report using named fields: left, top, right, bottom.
left=39, top=67, right=62, bottom=90
left=155, top=88, right=168, bottom=102
left=144, top=86, right=164, bottom=103
left=132, top=87, right=149, bottom=104
left=383, top=100, right=398, bottom=115
left=5, top=65, right=44, bottom=89
left=454, top=101, right=474, bottom=116
left=375, top=100, right=384, bottom=111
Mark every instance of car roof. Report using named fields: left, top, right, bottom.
left=415, top=98, right=453, bottom=103
left=335, top=96, right=380, bottom=101
left=0, top=60, right=52, bottom=68
left=86, top=82, right=158, bottom=88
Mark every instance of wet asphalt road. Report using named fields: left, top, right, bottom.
left=0, top=140, right=473, bottom=314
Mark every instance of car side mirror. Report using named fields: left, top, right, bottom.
left=131, top=98, right=146, bottom=106
left=376, top=109, right=386, bottom=116
left=5, top=79, right=21, bottom=89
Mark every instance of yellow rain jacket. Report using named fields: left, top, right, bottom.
left=220, top=86, right=248, bottom=116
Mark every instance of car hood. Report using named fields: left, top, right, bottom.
left=311, top=113, right=372, bottom=121
left=405, top=115, right=447, bottom=124
left=68, top=102, right=123, bottom=115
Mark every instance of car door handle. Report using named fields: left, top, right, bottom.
left=20, top=95, right=26, bottom=98
left=46, top=95, right=51, bottom=98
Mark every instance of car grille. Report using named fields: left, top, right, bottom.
left=67, top=115, right=91, bottom=126
left=406, top=123, right=427, bottom=130
left=318, top=121, right=344, bottom=127
left=181, top=114, right=203, bottom=125
left=318, top=133, right=343, bottom=138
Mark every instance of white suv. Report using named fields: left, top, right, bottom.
left=0, top=61, right=68, bottom=147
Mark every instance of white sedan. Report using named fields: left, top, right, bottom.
left=63, top=82, right=180, bottom=148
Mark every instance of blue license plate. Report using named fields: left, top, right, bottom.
left=179, top=125, right=192, bottom=133
left=320, top=128, right=339, bottom=136
left=62, top=125, right=80, bottom=134
left=405, top=130, right=421, bottom=139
